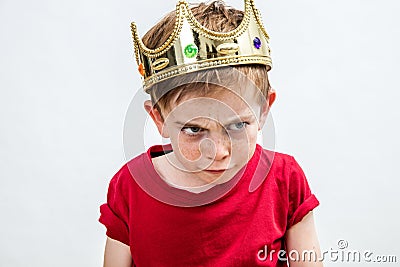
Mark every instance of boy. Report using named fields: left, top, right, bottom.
left=99, top=0, right=322, bottom=266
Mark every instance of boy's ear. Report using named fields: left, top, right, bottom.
left=258, top=88, right=276, bottom=130
left=143, top=100, right=169, bottom=138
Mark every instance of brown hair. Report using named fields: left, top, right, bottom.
left=142, top=1, right=270, bottom=118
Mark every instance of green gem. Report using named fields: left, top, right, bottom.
left=184, top=44, right=198, bottom=58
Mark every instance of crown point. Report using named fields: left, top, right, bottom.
left=253, top=37, right=262, bottom=49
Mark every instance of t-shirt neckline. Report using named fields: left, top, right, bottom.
left=126, top=143, right=264, bottom=207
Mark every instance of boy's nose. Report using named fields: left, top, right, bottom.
left=202, top=132, right=231, bottom=162
left=213, top=141, right=230, bottom=161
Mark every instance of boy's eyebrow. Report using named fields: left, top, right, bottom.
left=174, top=115, right=255, bottom=127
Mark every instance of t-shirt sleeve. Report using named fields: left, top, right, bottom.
left=98, top=165, right=130, bottom=246
left=287, top=156, right=319, bottom=229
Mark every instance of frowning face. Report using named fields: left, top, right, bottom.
left=145, top=85, right=275, bottom=187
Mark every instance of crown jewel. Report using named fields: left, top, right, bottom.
left=131, top=0, right=272, bottom=93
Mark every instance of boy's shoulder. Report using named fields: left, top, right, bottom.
left=259, top=146, right=298, bottom=169
left=258, top=146, right=307, bottom=183
left=108, top=146, right=165, bottom=189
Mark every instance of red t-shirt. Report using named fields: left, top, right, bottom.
left=99, top=144, right=319, bottom=266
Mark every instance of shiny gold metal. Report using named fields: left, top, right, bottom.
left=130, top=0, right=272, bottom=92
left=216, top=43, right=240, bottom=55
left=152, top=58, right=170, bottom=71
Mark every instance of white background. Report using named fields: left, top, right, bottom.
left=1, top=0, right=399, bottom=266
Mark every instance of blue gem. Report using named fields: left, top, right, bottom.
left=253, top=37, right=262, bottom=49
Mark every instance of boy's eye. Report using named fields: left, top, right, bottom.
left=181, top=122, right=249, bottom=136
left=226, top=122, right=249, bottom=131
left=181, top=126, right=203, bottom=136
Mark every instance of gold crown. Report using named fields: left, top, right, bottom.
left=130, top=0, right=272, bottom=93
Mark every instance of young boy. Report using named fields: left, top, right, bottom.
left=99, top=1, right=322, bottom=266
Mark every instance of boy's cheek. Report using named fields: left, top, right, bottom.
left=180, top=142, right=201, bottom=161
left=232, top=130, right=258, bottom=155
left=232, top=139, right=254, bottom=156
left=172, top=135, right=203, bottom=162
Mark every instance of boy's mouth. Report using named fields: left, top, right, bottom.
left=203, top=169, right=226, bottom=174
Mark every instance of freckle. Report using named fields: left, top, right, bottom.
left=182, top=146, right=201, bottom=161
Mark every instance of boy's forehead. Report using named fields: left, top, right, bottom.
left=164, top=88, right=261, bottom=124
left=172, top=84, right=260, bottom=107
left=151, top=66, right=266, bottom=111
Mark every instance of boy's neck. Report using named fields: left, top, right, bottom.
left=151, top=151, right=236, bottom=193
